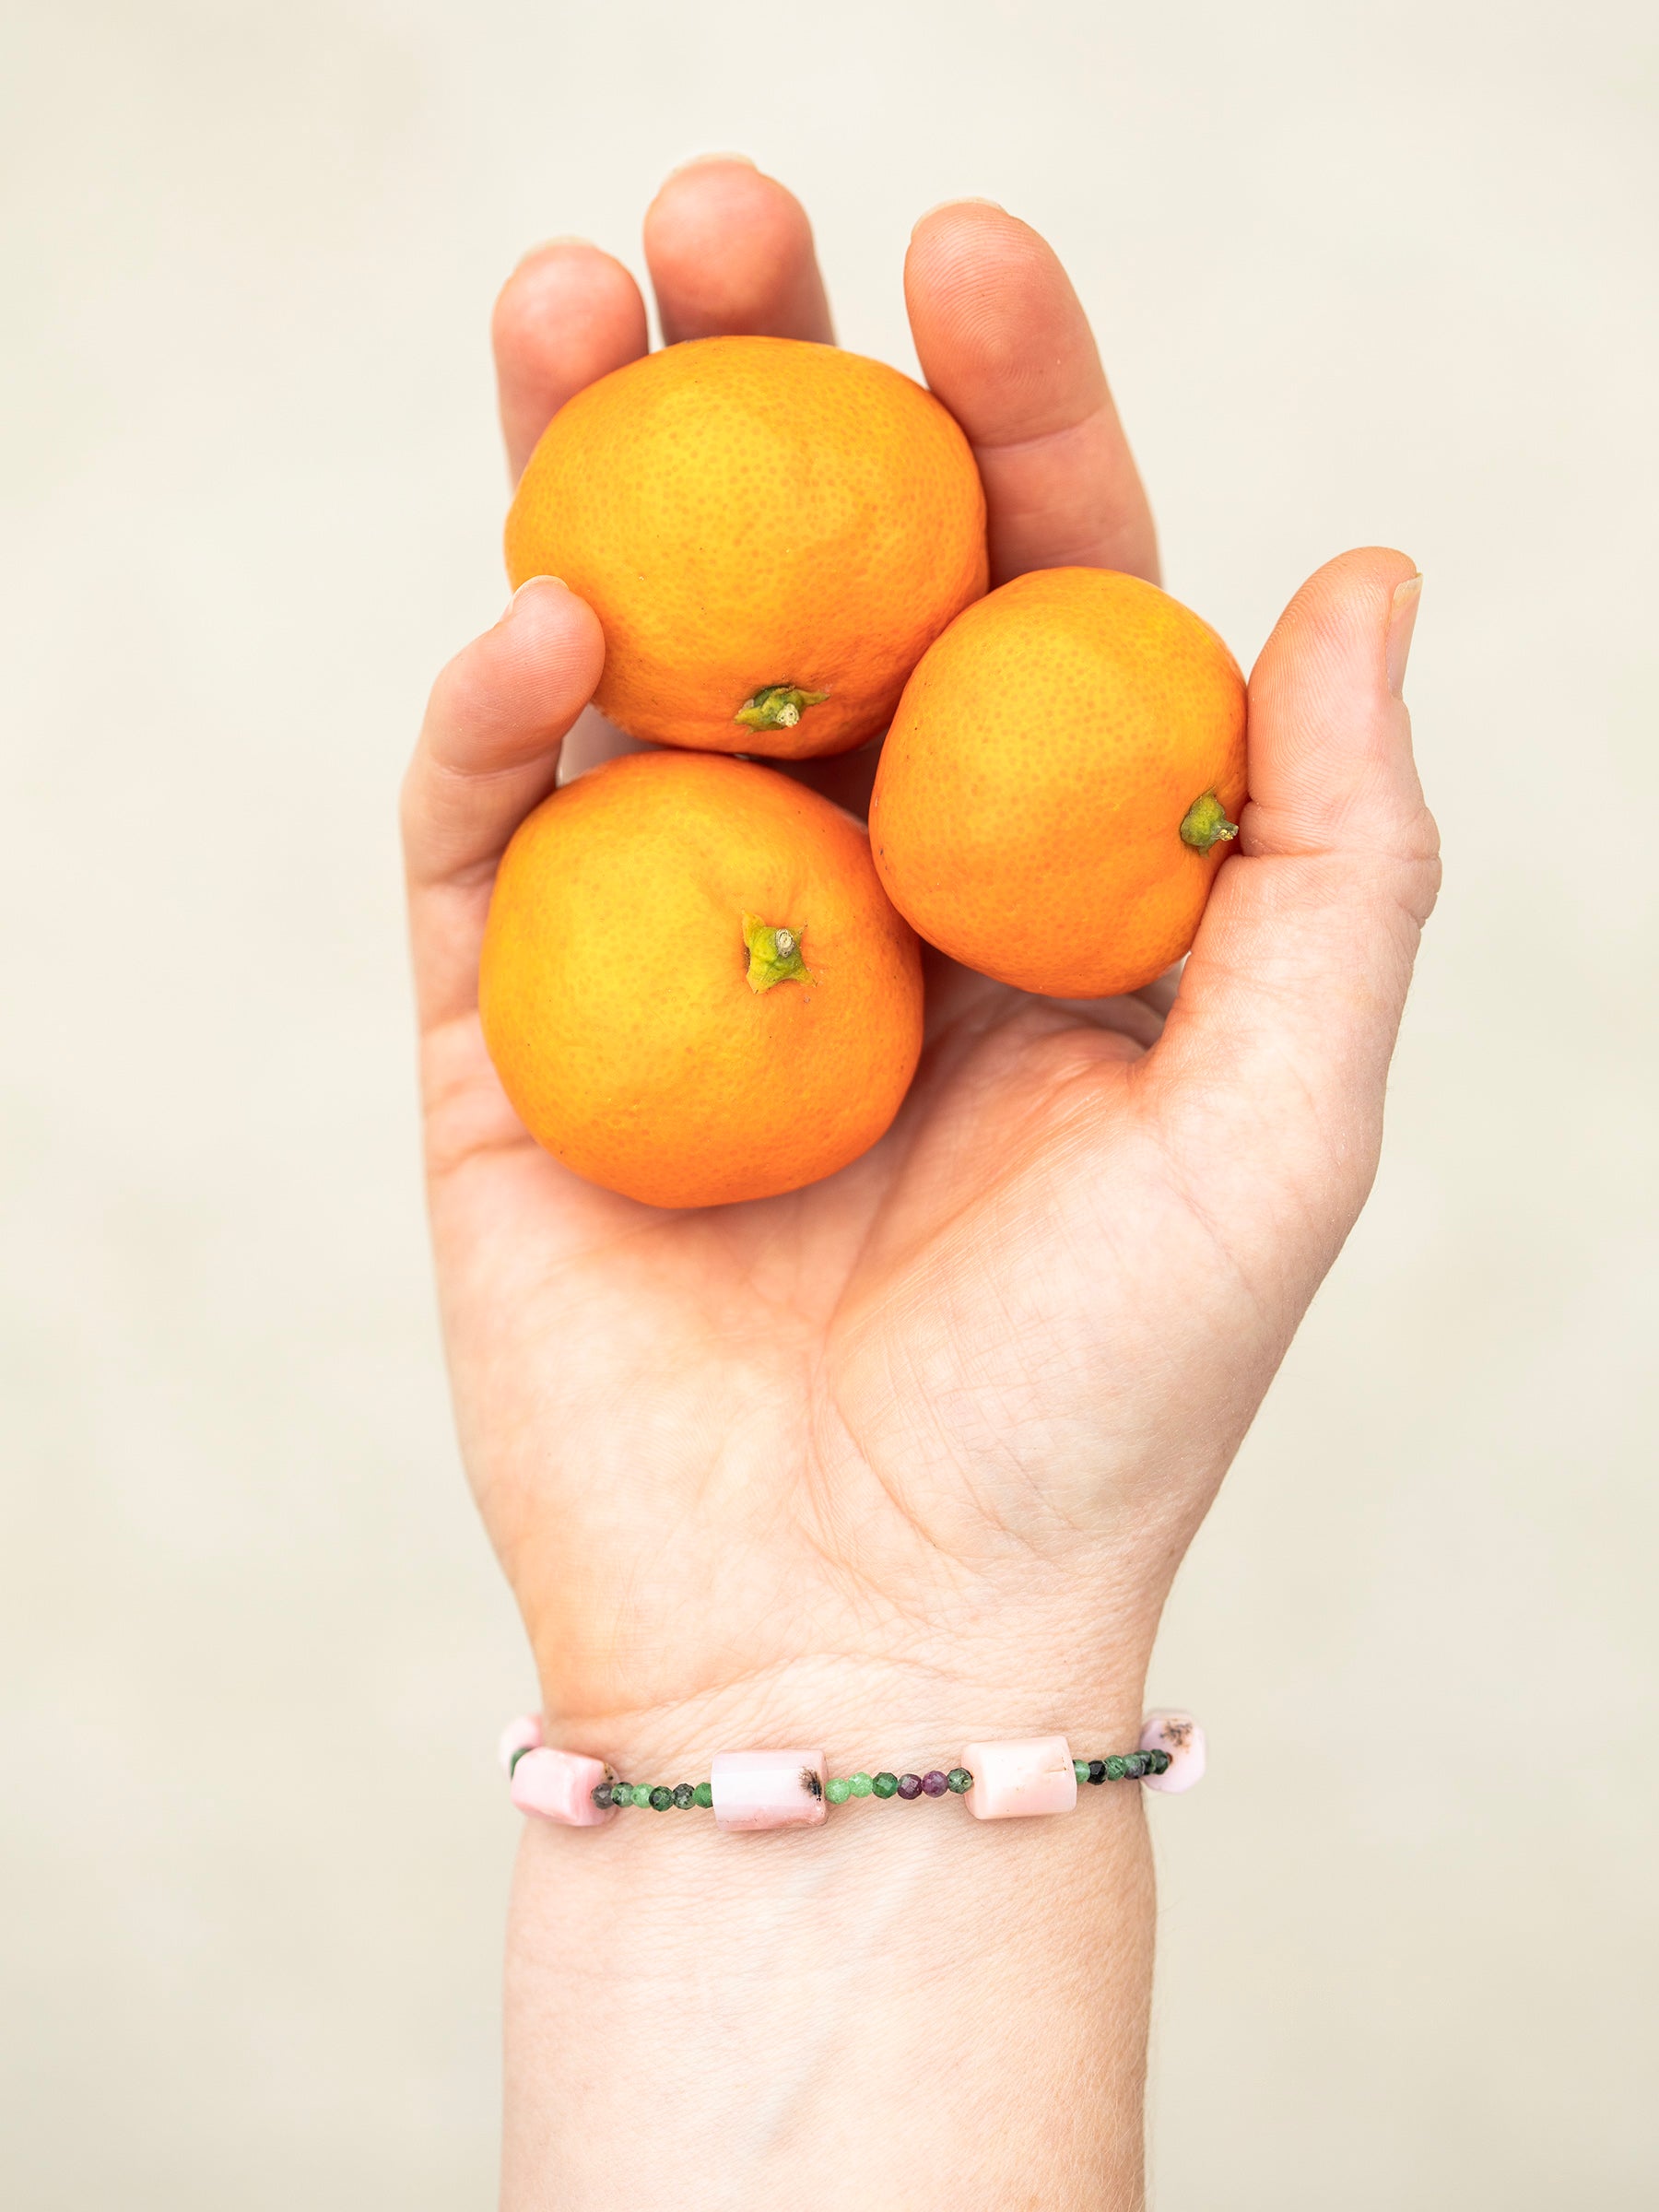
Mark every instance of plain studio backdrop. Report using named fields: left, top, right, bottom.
left=3, top=1, right=1654, bottom=2204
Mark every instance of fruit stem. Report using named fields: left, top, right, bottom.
left=743, top=913, right=814, bottom=994
left=1180, top=792, right=1240, bottom=853
left=735, top=684, right=830, bottom=733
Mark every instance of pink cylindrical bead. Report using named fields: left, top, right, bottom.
left=959, top=1734, right=1077, bottom=1820
left=510, top=1746, right=616, bottom=1826
left=497, top=1712, right=545, bottom=1773
left=709, top=1748, right=828, bottom=1830
left=1139, top=1711, right=1206, bottom=1794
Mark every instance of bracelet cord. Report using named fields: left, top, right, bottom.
left=502, top=1746, right=1173, bottom=1805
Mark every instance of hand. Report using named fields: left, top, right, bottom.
left=399, top=159, right=1439, bottom=2207
left=403, top=160, right=1436, bottom=1739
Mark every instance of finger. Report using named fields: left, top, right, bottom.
left=1148, top=548, right=1441, bottom=1264
left=401, top=578, right=606, bottom=1030
left=491, top=241, right=649, bottom=484
left=904, top=202, right=1158, bottom=586
left=643, top=155, right=834, bottom=345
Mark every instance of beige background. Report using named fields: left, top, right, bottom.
left=4, top=1, right=1655, bottom=2203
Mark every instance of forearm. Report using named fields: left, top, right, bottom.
left=501, top=1687, right=1157, bottom=2210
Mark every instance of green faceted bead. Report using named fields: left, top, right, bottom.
left=872, top=1771, right=899, bottom=1799
left=1074, top=1759, right=1089, bottom=1783
left=947, top=1768, right=972, bottom=1794
left=693, top=1781, right=713, bottom=1808
left=1122, top=1755, right=1146, bottom=1780
left=849, top=1771, right=874, bottom=1798
left=649, top=1785, right=673, bottom=1811
left=672, top=1783, right=695, bottom=1809
left=607, top=1783, right=629, bottom=1806
left=1104, top=1756, right=1126, bottom=1782
left=826, top=1777, right=852, bottom=1805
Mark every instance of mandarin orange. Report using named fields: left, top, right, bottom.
left=868, top=568, right=1247, bottom=999
left=479, top=751, right=924, bottom=1207
left=504, top=336, right=987, bottom=759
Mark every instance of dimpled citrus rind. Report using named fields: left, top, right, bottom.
left=504, top=336, right=988, bottom=759
left=869, top=568, right=1247, bottom=1000
left=479, top=752, right=924, bottom=1207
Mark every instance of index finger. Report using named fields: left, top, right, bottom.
left=904, top=203, right=1159, bottom=586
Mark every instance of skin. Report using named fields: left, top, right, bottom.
left=403, top=158, right=1441, bottom=2210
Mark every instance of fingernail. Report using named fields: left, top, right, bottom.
left=665, top=151, right=758, bottom=179
left=1386, top=572, right=1422, bottom=699
left=912, top=196, right=1006, bottom=232
left=502, top=575, right=567, bottom=619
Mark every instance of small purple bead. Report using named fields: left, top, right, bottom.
left=897, top=1772, right=923, bottom=1800
left=921, top=1770, right=948, bottom=1797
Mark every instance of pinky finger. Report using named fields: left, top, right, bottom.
left=401, top=578, right=606, bottom=1031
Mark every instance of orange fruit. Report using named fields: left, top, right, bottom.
left=504, top=335, right=987, bottom=759
left=479, top=751, right=924, bottom=1207
left=869, top=568, right=1247, bottom=998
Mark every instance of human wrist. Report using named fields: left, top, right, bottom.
left=499, top=1570, right=1177, bottom=2202
left=525, top=1641, right=1158, bottom=1798
left=502, top=1719, right=1158, bottom=2211
left=519, top=1556, right=1170, bottom=1771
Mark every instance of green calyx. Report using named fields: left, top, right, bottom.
left=734, top=683, right=829, bottom=733
left=743, top=912, right=813, bottom=994
left=1179, top=791, right=1240, bottom=853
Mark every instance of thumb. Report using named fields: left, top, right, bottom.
left=1147, top=547, right=1441, bottom=1261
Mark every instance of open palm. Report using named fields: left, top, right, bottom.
left=403, top=163, right=1439, bottom=1768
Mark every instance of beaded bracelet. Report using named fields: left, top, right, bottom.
left=500, top=1712, right=1205, bottom=1830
